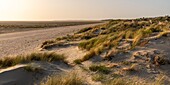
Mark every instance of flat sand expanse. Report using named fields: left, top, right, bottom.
left=0, top=21, right=101, bottom=34
left=0, top=23, right=104, bottom=57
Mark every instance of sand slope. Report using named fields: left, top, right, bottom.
left=0, top=65, right=35, bottom=85
left=0, top=23, right=104, bottom=58
left=0, top=61, right=70, bottom=85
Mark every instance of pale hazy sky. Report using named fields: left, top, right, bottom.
left=0, top=0, right=170, bottom=21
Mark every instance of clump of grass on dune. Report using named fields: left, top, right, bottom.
left=77, top=27, right=93, bottom=34
left=89, top=64, right=111, bottom=74
left=41, top=40, right=56, bottom=49
left=125, top=29, right=134, bottom=40
left=73, top=59, right=82, bottom=64
left=105, top=78, right=132, bottom=85
left=41, top=72, right=85, bottom=85
left=24, top=64, right=43, bottom=72
left=0, top=52, right=66, bottom=68
left=105, top=76, right=165, bottom=85
left=131, top=28, right=153, bottom=48
left=132, top=30, right=144, bottom=48
left=79, top=31, right=128, bottom=61
left=78, top=35, right=107, bottom=50
left=42, top=40, right=56, bottom=46
left=78, top=32, right=123, bottom=51
left=81, top=50, right=96, bottom=61
left=81, top=45, right=105, bottom=61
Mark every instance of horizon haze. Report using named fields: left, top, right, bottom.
left=0, top=0, right=170, bottom=21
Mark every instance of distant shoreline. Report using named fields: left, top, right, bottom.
left=0, top=21, right=102, bottom=34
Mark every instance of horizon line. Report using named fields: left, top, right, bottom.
left=0, top=15, right=169, bottom=22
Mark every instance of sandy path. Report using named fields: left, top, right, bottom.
left=0, top=23, right=103, bottom=57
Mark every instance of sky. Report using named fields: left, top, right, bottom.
left=0, top=0, right=170, bottom=21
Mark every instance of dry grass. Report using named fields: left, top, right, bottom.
left=73, top=59, right=82, bottom=64
left=77, top=27, right=93, bottom=33
left=121, top=61, right=132, bottom=66
left=41, top=72, right=85, bottom=85
left=42, top=71, right=165, bottom=85
left=92, top=73, right=106, bottom=82
left=132, top=30, right=144, bottom=48
left=81, top=50, right=96, bottom=61
left=89, top=65, right=111, bottom=74
left=105, top=76, right=165, bottom=85
left=105, top=78, right=132, bottom=85
left=122, top=64, right=138, bottom=71
left=41, top=40, right=56, bottom=48
left=0, top=52, right=66, bottom=68
left=40, top=16, right=170, bottom=62
left=24, top=64, right=43, bottom=72
left=38, top=16, right=169, bottom=85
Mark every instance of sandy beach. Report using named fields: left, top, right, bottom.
left=0, top=23, right=104, bottom=57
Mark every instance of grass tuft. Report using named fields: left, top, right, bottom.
left=0, top=52, right=66, bottom=68
left=105, top=78, right=132, bottom=85
left=81, top=50, right=96, bottom=61
left=89, top=65, right=110, bottom=74
left=105, top=76, right=165, bottom=85
left=92, top=73, right=106, bottom=82
left=24, top=64, right=42, bottom=72
left=41, top=72, right=85, bottom=85
left=77, top=27, right=92, bottom=33
left=73, top=59, right=82, bottom=64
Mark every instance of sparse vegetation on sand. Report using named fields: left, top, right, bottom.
left=41, top=16, right=170, bottom=62
left=41, top=72, right=85, bottom=85
left=1, top=16, right=170, bottom=85
left=24, top=64, right=43, bottom=72
left=73, top=59, right=82, bottom=64
left=105, top=76, right=165, bottom=85
left=0, top=52, right=66, bottom=68
left=38, top=16, right=170, bottom=85
left=89, top=64, right=110, bottom=74
left=41, top=73, right=164, bottom=85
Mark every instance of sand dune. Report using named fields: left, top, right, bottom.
left=0, top=23, right=104, bottom=58
left=0, top=61, right=71, bottom=85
